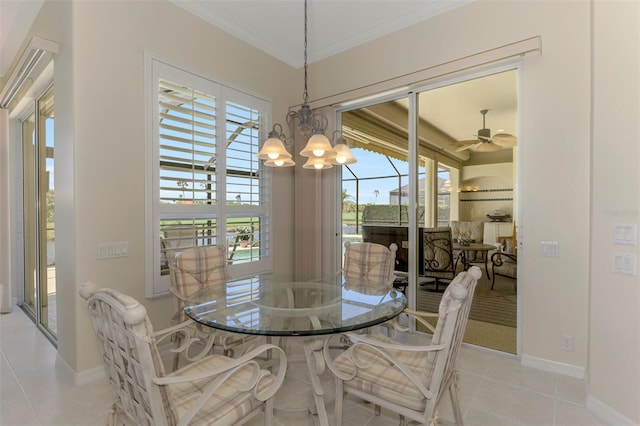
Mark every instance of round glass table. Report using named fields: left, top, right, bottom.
left=184, top=274, right=407, bottom=425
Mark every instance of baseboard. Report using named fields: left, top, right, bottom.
left=587, top=394, right=639, bottom=426
left=56, top=353, right=106, bottom=386
left=520, top=353, right=585, bottom=379
left=74, top=364, right=106, bottom=386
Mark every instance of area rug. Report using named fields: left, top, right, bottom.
left=416, top=284, right=516, bottom=328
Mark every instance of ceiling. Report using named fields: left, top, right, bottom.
left=168, top=0, right=472, bottom=68
left=1, top=0, right=516, bottom=157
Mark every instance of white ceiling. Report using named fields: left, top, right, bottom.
left=168, top=0, right=472, bottom=68
left=1, top=0, right=516, bottom=151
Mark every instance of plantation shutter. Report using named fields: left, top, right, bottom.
left=147, top=59, right=271, bottom=297
left=159, top=79, right=218, bottom=206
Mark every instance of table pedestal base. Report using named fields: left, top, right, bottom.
left=272, top=337, right=335, bottom=426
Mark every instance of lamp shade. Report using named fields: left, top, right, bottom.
left=302, top=156, right=333, bottom=170
left=328, top=143, right=357, bottom=165
left=257, top=137, right=292, bottom=160
left=264, top=157, right=295, bottom=167
left=299, top=133, right=336, bottom=158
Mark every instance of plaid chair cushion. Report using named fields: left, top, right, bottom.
left=172, top=246, right=229, bottom=297
left=170, top=246, right=229, bottom=322
left=333, top=343, right=430, bottom=412
left=343, top=242, right=396, bottom=285
left=166, top=354, right=276, bottom=426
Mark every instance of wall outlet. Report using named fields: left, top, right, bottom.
left=561, top=334, right=573, bottom=352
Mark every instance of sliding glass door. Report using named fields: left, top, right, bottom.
left=21, top=85, right=56, bottom=341
left=338, top=69, right=518, bottom=353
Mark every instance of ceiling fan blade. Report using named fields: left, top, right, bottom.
left=475, top=142, right=502, bottom=152
left=455, top=142, right=477, bottom=152
left=473, top=134, right=492, bottom=142
left=491, top=133, right=517, bottom=147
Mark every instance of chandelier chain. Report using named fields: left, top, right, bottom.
left=303, top=0, right=309, bottom=104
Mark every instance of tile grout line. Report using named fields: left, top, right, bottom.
left=0, top=339, right=44, bottom=425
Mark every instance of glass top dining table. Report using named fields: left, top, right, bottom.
left=183, top=274, right=407, bottom=337
left=184, top=273, right=406, bottom=426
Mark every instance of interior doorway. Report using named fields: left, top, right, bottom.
left=338, top=68, right=518, bottom=353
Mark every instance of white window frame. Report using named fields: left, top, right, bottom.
left=145, top=57, right=272, bottom=297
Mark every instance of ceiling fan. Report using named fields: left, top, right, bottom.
left=455, top=109, right=517, bottom=152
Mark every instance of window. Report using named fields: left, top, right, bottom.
left=147, top=59, right=271, bottom=297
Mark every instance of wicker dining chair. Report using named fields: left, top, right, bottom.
left=79, top=282, right=286, bottom=426
left=327, top=266, right=482, bottom=426
left=167, top=246, right=253, bottom=369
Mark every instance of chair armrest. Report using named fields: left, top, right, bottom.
left=154, top=344, right=287, bottom=426
left=324, top=332, right=444, bottom=400
left=389, top=308, right=437, bottom=333
left=154, top=343, right=286, bottom=388
left=490, top=251, right=517, bottom=266
left=154, top=319, right=216, bottom=362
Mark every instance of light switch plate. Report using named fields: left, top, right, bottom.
left=613, top=252, right=637, bottom=275
left=613, top=224, right=637, bottom=246
left=97, top=241, right=129, bottom=259
left=539, top=241, right=559, bottom=257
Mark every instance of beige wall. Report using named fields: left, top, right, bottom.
left=3, top=0, right=638, bottom=422
left=308, top=0, right=635, bottom=423
left=591, top=1, right=640, bottom=422
left=312, top=0, right=591, bottom=368
left=21, top=0, right=297, bottom=373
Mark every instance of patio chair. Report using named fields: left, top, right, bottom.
left=327, top=266, right=482, bottom=426
left=79, top=282, right=287, bottom=426
left=422, top=227, right=458, bottom=292
left=490, top=251, right=517, bottom=292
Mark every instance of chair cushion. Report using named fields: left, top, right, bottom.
left=166, top=354, right=275, bottom=426
left=494, top=260, right=517, bottom=278
left=333, top=344, right=430, bottom=412
left=173, top=246, right=229, bottom=296
left=344, top=242, right=394, bottom=283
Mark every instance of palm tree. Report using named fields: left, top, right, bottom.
left=373, top=189, right=379, bottom=203
left=176, top=180, right=189, bottom=198
left=342, top=189, right=354, bottom=212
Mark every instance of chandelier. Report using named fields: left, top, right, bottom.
left=257, top=0, right=356, bottom=170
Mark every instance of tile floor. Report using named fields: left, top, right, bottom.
left=1, top=306, right=609, bottom=426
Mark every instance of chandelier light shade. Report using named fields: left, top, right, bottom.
left=258, top=0, right=356, bottom=170
left=264, top=157, right=295, bottom=167
left=300, top=132, right=335, bottom=158
left=303, top=156, right=333, bottom=170
left=328, top=131, right=357, bottom=165
left=257, top=124, right=292, bottom=160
